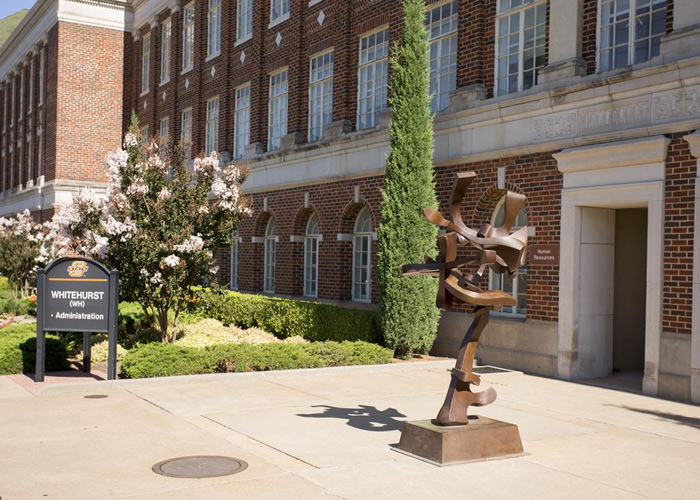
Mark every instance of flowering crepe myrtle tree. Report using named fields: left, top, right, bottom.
left=0, top=210, right=53, bottom=298
left=53, top=120, right=250, bottom=342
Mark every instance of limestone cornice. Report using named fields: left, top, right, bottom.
left=553, top=136, right=671, bottom=174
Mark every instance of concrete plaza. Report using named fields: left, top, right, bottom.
left=1, top=361, right=699, bottom=500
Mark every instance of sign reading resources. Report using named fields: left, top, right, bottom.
left=36, top=257, right=119, bottom=382
left=528, top=244, right=560, bottom=266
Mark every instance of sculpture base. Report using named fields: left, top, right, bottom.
left=396, top=416, right=523, bottom=466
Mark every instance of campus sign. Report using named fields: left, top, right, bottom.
left=35, top=257, right=119, bottom=382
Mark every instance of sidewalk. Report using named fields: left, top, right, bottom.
left=1, top=361, right=699, bottom=500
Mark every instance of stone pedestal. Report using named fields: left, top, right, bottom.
left=397, top=416, right=523, bottom=466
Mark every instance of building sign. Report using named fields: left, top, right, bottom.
left=35, top=257, right=119, bottom=382
left=529, top=244, right=560, bottom=266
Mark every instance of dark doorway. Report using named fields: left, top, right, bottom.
left=613, top=208, right=648, bottom=373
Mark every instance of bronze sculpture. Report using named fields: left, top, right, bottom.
left=402, top=172, right=528, bottom=426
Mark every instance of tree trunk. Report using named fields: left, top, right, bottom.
left=158, top=309, right=169, bottom=343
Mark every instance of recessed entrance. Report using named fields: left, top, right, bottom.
left=577, top=207, right=648, bottom=386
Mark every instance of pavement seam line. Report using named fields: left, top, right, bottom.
left=201, top=414, right=321, bottom=470
left=124, top=388, right=174, bottom=414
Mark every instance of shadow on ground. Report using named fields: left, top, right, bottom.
left=297, top=405, right=406, bottom=432
left=610, top=405, right=700, bottom=429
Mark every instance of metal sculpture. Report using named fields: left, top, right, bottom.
left=402, top=172, right=528, bottom=426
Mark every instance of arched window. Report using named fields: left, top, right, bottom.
left=304, top=214, right=320, bottom=297
left=490, top=197, right=527, bottom=317
left=264, top=218, right=276, bottom=293
left=352, top=207, right=373, bottom=302
left=230, top=230, right=239, bottom=290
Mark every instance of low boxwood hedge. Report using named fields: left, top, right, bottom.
left=195, top=289, right=381, bottom=343
left=120, top=340, right=393, bottom=379
left=0, top=323, right=70, bottom=375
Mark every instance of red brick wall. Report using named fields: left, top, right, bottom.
left=663, top=131, right=695, bottom=335
left=54, top=22, right=126, bottom=183
left=224, top=151, right=563, bottom=321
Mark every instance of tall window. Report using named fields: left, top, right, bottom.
left=308, top=51, right=334, bottom=142
left=161, top=19, right=171, bottom=84
left=304, top=214, right=320, bottom=297
left=598, top=0, right=667, bottom=72
left=19, top=68, right=24, bottom=121
left=140, top=126, right=149, bottom=146
left=268, top=69, right=288, bottom=152
left=357, top=28, right=389, bottom=130
left=182, top=2, right=195, bottom=72
left=208, top=0, right=222, bottom=58
left=206, top=97, right=220, bottom=155
left=271, top=0, right=290, bottom=23
left=180, top=107, right=193, bottom=159
left=264, top=218, right=276, bottom=293
left=352, top=208, right=373, bottom=302
left=234, top=84, right=251, bottom=160
left=426, top=1, right=458, bottom=112
left=37, top=128, right=43, bottom=178
left=39, top=49, right=45, bottom=106
left=28, top=58, right=34, bottom=113
left=230, top=230, right=240, bottom=290
left=490, top=198, right=527, bottom=317
left=495, top=0, right=547, bottom=96
left=159, top=117, right=169, bottom=141
left=141, top=33, right=151, bottom=94
left=237, top=0, right=253, bottom=42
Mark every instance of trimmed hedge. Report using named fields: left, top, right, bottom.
left=120, top=341, right=393, bottom=379
left=0, top=323, right=70, bottom=375
left=197, top=289, right=381, bottom=343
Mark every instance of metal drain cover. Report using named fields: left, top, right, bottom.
left=84, top=394, right=109, bottom=399
left=152, top=456, right=248, bottom=478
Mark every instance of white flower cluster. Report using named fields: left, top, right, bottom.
left=193, top=151, right=220, bottom=178
left=124, top=133, right=138, bottom=148
left=126, top=178, right=149, bottom=197
left=0, top=209, right=54, bottom=264
left=158, top=188, right=172, bottom=201
left=101, top=214, right=136, bottom=242
left=174, top=234, right=204, bottom=253
left=105, top=149, right=128, bottom=185
left=163, top=254, right=181, bottom=267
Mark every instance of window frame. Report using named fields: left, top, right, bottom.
left=180, top=107, right=193, bottom=159
left=160, top=18, right=172, bottom=85
left=234, top=83, right=251, bottom=160
left=357, top=27, right=389, bottom=130
left=182, top=2, right=195, bottom=73
left=308, top=50, right=334, bottom=142
left=426, top=0, right=459, bottom=112
left=270, top=0, right=290, bottom=26
left=596, top=0, right=667, bottom=72
left=268, top=68, right=288, bottom=152
left=159, top=116, right=169, bottom=142
left=207, top=0, right=222, bottom=59
left=205, top=96, right=220, bottom=155
left=304, top=213, right=320, bottom=298
left=488, top=196, right=527, bottom=318
left=236, top=0, right=253, bottom=43
left=352, top=207, right=373, bottom=303
left=494, top=0, right=547, bottom=97
left=141, top=32, right=151, bottom=95
left=264, top=217, right=276, bottom=293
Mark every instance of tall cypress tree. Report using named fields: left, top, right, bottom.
left=377, top=0, right=439, bottom=358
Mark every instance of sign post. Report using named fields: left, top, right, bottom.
left=35, top=258, right=119, bottom=382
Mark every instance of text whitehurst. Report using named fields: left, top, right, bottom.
left=54, top=312, right=105, bottom=320
left=50, top=291, right=106, bottom=300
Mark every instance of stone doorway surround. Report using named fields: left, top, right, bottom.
left=554, top=136, right=669, bottom=397
left=684, top=130, right=700, bottom=404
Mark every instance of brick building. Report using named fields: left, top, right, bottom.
left=1, top=0, right=700, bottom=403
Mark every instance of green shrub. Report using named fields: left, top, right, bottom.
left=120, top=340, right=393, bottom=379
left=118, top=302, right=155, bottom=347
left=197, top=289, right=381, bottom=343
left=120, top=343, right=214, bottom=379
left=0, top=298, right=36, bottom=317
left=0, top=324, right=70, bottom=375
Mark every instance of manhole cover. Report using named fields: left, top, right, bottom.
left=84, top=394, right=109, bottom=399
left=152, top=456, right=248, bottom=478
